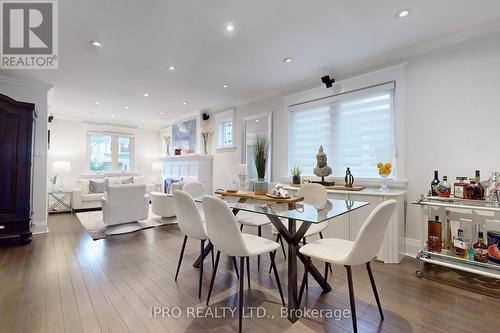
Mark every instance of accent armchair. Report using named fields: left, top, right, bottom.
left=102, top=184, right=150, bottom=226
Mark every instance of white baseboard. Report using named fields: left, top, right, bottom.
left=405, top=237, right=420, bottom=258
left=33, top=220, right=49, bottom=234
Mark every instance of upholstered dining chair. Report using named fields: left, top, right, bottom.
left=202, top=195, right=285, bottom=333
left=182, top=182, right=207, bottom=199
left=270, top=183, right=332, bottom=278
left=298, top=199, right=397, bottom=333
left=173, top=190, right=210, bottom=299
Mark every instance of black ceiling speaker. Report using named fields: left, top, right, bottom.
left=48, top=114, right=54, bottom=123
left=321, top=75, right=335, bottom=88
left=202, top=113, right=210, bottom=121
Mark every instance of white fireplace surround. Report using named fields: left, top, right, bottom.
left=161, top=154, right=213, bottom=194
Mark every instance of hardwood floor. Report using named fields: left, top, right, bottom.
left=0, top=212, right=498, bottom=333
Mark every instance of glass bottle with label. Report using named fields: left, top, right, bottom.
left=436, top=176, right=451, bottom=197
left=465, top=179, right=483, bottom=200
left=454, top=229, right=467, bottom=258
left=475, top=170, right=485, bottom=199
left=428, top=216, right=442, bottom=252
left=473, top=231, right=488, bottom=263
left=454, top=177, right=467, bottom=198
left=431, top=170, right=440, bottom=196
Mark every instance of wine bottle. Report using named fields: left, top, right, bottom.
left=475, top=170, right=485, bottom=199
left=431, top=170, right=440, bottom=196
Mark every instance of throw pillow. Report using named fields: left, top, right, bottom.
left=89, top=179, right=108, bottom=193
left=121, top=176, right=134, bottom=184
left=107, top=177, right=122, bottom=185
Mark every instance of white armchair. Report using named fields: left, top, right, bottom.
left=151, top=191, right=175, bottom=218
left=102, top=184, right=150, bottom=226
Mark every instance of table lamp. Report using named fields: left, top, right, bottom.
left=52, top=161, right=71, bottom=192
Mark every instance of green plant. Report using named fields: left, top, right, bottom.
left=291, top=166, right=302, bottom=177
left=252, top=136, right=269, bottom=179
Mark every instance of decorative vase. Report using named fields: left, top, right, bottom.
left=378, top=175, right=389, bottom=192
left=254, top=178, right=268, bottom=195
left=292, top=175, right=301, bottom=185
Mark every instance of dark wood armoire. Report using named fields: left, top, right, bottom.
left=0, top=93, right=37, bottom=244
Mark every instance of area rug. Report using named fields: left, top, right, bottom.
left=75, top=206, right=177, bottom=240
left=424, top=262, right=500, bottom=299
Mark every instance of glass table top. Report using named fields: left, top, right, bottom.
left=194, top=195, right=370, bottom=224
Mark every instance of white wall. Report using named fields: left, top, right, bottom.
left=405, top=33, right=500, bottom=250
left=47, top=118, right=161, bottom=189
left=0, top=75, right=51, bottom=233
left=207, top=32, right=500, bottom=254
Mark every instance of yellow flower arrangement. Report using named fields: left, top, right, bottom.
left=377, top=162, right=392, bottom=177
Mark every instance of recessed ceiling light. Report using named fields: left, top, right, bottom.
left=182, top=101, right=188, bottom=105
left=143, top=93, right=149, bottom=97
left=110, top=114, right=115, bottom=118
left=225, top=23, right=235, bottom=32
left=90, top=41, right=102, bottom=47
left=223, top=84, right=228, bottom=88
left=124, top=105, right=129, bottom=109
left=94, top=101, right=99, bottom=105
left=255, top=119, right=259, bottom=122
left=169, top=65, right=176, bottom=71
left=283, top=57, right=293, bottom=63
left=396, top=9, right=411, bottom=18
left=160, top=112, right=165, bottom=115
left=141, top=119, right=145, bottom=122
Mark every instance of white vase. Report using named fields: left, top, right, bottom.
left=378, top=175, right=389, bottom=192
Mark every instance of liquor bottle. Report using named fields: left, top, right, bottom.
left=454, top=177, right=467, bottom=198
left=465, top=179, right=483, bottom=200
left=436, top=176, right=451, bottom=197
left=431, top=170, right=440, bottom=196
left=428, top=216, right=442, bottom=252
left=475, top=170, right=485, bottom=199
left=454, top=229, right=467, bottom=258
left=473, top=231, right=488, bottom=263
left=442, top=212, right=452, bottom=250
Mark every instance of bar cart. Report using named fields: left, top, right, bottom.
left=413, top=196, right=500, bottom=279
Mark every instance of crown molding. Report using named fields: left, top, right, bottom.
left=207, top=18, right=500, bottom=113
left=0, top=73, right=53, bottom=91
left=52, top=112, right=160, bottom=130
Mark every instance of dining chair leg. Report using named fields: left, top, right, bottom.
left=206, top=250, right=221, bottom=306
left=199, top=239, right=205, bottom=299
left=257, top=226, right=262, bottom=271
left=238, top=256, right=245, bottom=333
left=324, top=262, right=329, bottom=281
left=345, top=265, right=358, bottom=333
left=277, top=234, right=286, bottom=259
left=232, top=256, right=240, bottom=279
left=175, top=235, right=188, bottom=281
left=211, top=244, right=215, bottom=267
left=366, top=262, right=384, bottom=320
left=246, top=257, right=251, bottom=289
left=269, top=251, right=285, bottom=306
left=268, top=252, right=275, bottom=274
left=298, top=256, right=310, bottom=307
left=240, top=224, right=244, bottom=231
left=303, top=238, right=308, bottom=289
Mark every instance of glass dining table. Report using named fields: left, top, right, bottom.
left=191, top=194, right=369, bottom=322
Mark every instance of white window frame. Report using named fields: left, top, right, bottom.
left=87, top=131, right=135, bottom=173
left=215, top=108, right=236, bottom=151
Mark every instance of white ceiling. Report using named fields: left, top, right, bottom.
left=2, top=0, right=500, bottom=128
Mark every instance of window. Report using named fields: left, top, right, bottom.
left=88, top=132, right=134, bottom=172
left=215, top=109, right=235, bottom=150
left=288, top=83, right=395, bottom=178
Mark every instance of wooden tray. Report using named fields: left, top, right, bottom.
left=289, top=184, right=366, bottom=191
left=215, top=190, right=303, bottom=204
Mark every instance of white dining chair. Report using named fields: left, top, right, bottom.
left=236, top=211, right=271, bottom=271
left=298, top=199, right=397, bottom=333
left=270, top=183, right=332, bottom=278
left=182, top=182, right=206, bottom=199
left=202, top=195, right=285, bottom=333
left=173, top=190, right=211, bottom=299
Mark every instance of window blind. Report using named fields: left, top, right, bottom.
left=288, top=83, right=395, bottom=178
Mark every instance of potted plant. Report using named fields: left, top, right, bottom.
left=291, top=166, right=302, bottom=185
left=252, top=136, right=269, bottom=194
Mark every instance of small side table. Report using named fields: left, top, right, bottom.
left=48, top=191, right=73, bottom=213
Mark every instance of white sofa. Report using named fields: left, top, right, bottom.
left=73, top=175, right=154, bottom=210
left=102, top=184, right=150, bottom=226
